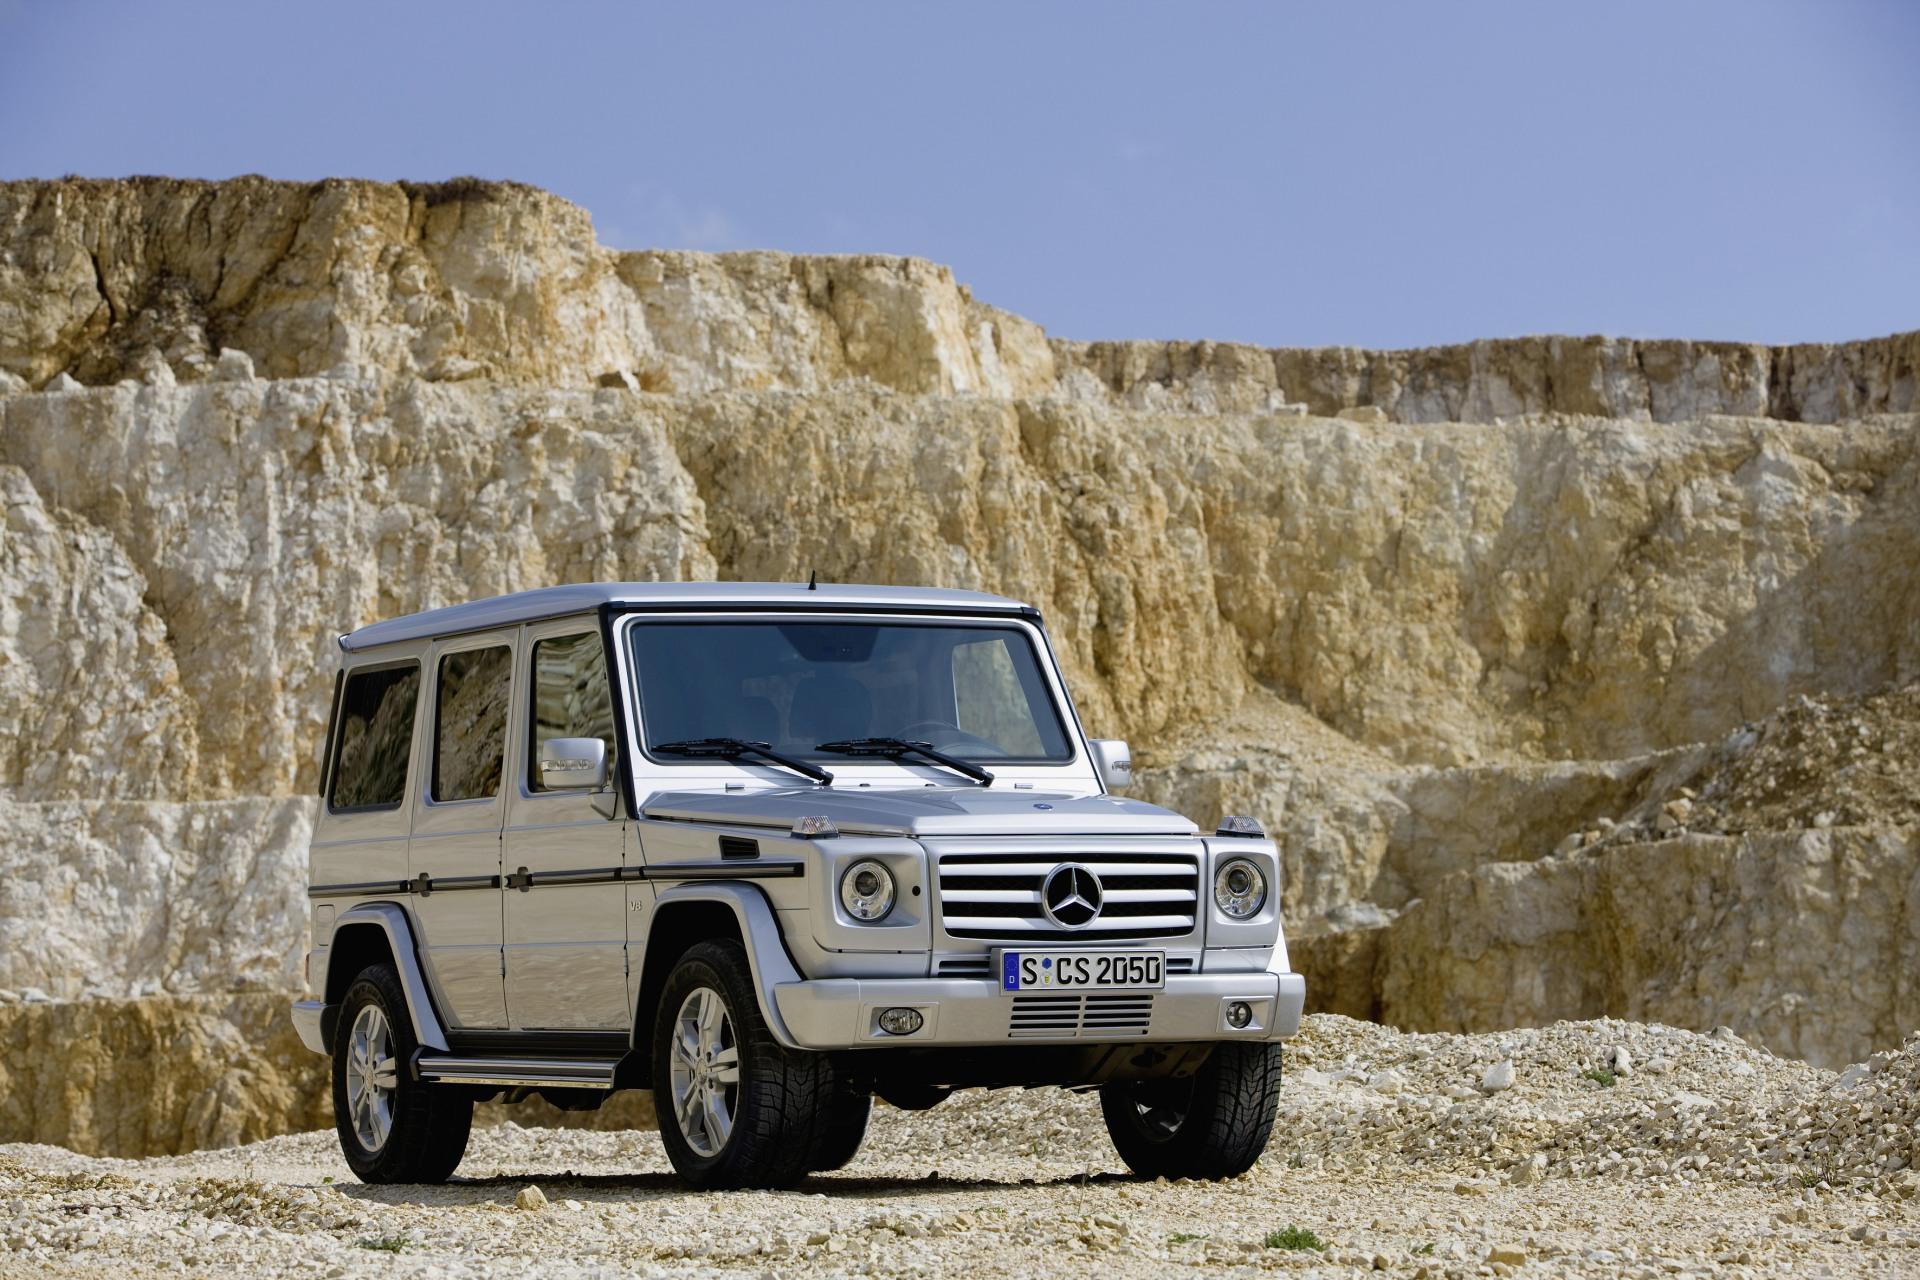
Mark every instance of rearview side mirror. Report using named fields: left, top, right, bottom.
left=538, top=737, right=609, bottom=791
left=1089, top=739, right=1133, bottom=792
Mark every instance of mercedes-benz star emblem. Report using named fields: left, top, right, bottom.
left=1041, top=863, right=1103, bottom=929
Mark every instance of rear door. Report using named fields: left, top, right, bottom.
left=408, top=632, right=514, bottom=1028
left=502, top=620, right=630, bottom=1029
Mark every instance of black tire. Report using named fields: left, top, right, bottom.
left=806, top=1085, right=872, bottom=1172
left=650, top=939, right=840, bottom=1189
left=331, top=963, right=472, bottom=1184
left=1100, top=1042, right=1282, bottom=1180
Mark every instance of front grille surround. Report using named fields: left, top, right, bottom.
left=928, top=838, right=1205, bottom=946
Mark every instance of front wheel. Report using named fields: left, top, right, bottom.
left=1100, top=1042, right=1282, bottom=1180
left=650, top=940, right=841, bottom=1188
left=331, top=963, right=472, bottom=1184
left=805, top=1085, right=872, bottom=1172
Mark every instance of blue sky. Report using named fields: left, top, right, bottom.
left=2, top=1, right=1914, bottom=348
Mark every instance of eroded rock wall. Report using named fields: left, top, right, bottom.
left=1378, top=828, right=1920, bottom=1069
left=7, top=385, right=1916, bottom=808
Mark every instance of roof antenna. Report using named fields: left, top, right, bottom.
left=807, top=569, right=818, bottom=591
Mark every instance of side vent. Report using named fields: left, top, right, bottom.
left=718, top=835, right=760, bottom=860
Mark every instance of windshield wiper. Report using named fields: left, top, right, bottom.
left=654, top=738, right=834, bottom=785
left=817, top=737, right=995, bottom=786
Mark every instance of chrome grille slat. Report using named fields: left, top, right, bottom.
left=1008, top=993, right=1156, bottom=1038
left=934, top=955, right=1195, bottom=977
left=939, top=860, right=1198, bottom=877
left=942, top=914, right=1195, bottom=935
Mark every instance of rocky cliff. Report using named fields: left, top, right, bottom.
left=1, top=177, right=1915, bottom=1153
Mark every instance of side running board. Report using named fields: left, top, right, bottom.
left=415, top=1055, right=622, bottom=1090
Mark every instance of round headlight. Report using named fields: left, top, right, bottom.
left=1214, top=858, right=1267, bottom=919
left=840, top=859, right=896, bottom=922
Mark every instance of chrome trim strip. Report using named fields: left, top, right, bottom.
left=309, top=880, right=410, bottom=898
left=642, top=860, right=804, bottom=881
left=416, top=1055, right=621, bottom=1090
left=520, top=866, right=627, bottom=887
left=311, top=861, right=802, bottom=899
left=430, top=874, right=505, bottom=890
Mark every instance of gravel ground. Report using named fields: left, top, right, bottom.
left=2, top=1017, right=1915, bottom=1279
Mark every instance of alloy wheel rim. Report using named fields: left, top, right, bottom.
left=344, top=1004, right=399, bottom=1153
left=668, top=986, right=740, bottom=1158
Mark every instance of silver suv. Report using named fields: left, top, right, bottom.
left=294, top=582, right=1304, bottom=1188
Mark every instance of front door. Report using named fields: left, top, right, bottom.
left=409, top=634, right=512, bottom=1028
left=503, top=621, right=630, bottom=1030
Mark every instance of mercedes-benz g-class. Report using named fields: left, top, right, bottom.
left=293, top=582, right=1304, bottom=1187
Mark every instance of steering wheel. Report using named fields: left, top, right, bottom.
left=897, top=720, right=1007, bottom=756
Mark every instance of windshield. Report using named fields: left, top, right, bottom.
left=628, top=620, right=1074, bottom=763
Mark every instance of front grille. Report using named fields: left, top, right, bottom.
left=937, top=851, right=1201, bottom=941
left=1009, top=993, right=1155, bottom=1038
left=935, top=955, right=1195, bottom=978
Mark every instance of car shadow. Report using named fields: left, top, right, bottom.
left=331, top=1167, right=1132, bottom=1207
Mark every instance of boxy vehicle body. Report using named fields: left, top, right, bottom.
left=295, top=582, right=1305, bottom=1187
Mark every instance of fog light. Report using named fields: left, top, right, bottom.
left=1226, top=1001, right=1253, bottom=1029
left=878, top=1007, right=924, bottom=1035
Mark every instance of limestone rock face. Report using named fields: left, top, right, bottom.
left=0, top=993, right=330, bottom=1156
left=0, top=465, right=200, bottom=798
left=1379, top=828, right=1920, bottom=1069
left=1, top=176, right=1917, bottom=1151
left=7, top=388, right=1916, bottom=805
left=0, top=798, right=316, bottom=999
left=0, top=178, right=1053, bottom=398
left=1, top=379, right=714, bottom=798
left=1055, top=331, right=1920, bottom=424
left=0, top=992, right=655, bottom=1156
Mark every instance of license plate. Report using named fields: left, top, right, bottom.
left=998, top=949, right=1165, bottom=992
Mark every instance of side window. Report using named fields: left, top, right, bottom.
left=952, top=637, right=1045, bottom=756
left=529, top=631, right=616, bottom=792
left=433, top=645, right=512, bottom=802
left=329, top=663, right=421, bottom=811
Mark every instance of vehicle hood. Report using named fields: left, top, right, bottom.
left=639, top=785, right=1198, bottom=838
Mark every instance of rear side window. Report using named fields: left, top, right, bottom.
left=433, top=645, right=512, bottom=802
left=529, top=632, right=616, bottom=792
left=329, top=664, right=421, bottom=811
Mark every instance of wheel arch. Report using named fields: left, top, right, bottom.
left=632, top=883, right=806, bottom=1074
left=324, top=902, right=452, bottom=1053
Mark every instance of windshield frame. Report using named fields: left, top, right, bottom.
left=611, top=610, right=1091, bottom=780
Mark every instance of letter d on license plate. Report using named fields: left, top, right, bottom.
left=998, top=949, right=1165, bottom=992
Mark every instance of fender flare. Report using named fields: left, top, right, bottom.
left=329, top=902, right=452, bottom=1053
left=642, top=882, right=806, bottom=1048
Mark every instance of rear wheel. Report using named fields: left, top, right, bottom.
left=650, top=940, right=840, bottom=1188
left=331, top=964, right=472, bottom=1184
left=1100, top=1042, right=1282, bottom=1180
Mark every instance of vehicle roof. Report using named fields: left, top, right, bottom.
left=338, top=581, right=1035, bottom=652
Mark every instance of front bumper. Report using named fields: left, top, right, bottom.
left=772, top=970, right=1305, bottom=1050
left=292, top=999, right=327, bottom=1055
